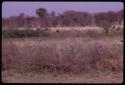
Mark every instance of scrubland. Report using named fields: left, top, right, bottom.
left=2, top=27, right=123, bottom=83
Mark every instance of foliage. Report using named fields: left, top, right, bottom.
left=2, top=9, right=123, bottom=29
left=36, top=8, right=47, bottom=18
left=2, top=29, right=40, bottom=38
left=96, top=20, right=111, bottom=34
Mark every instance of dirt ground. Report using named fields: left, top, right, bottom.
left=2, top=70, right=123, bottom=83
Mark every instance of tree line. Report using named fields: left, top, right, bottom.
left=2, top=8, right=123, bottom=30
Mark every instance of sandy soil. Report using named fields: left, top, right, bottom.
left=2, top=70, right=123, bottom=83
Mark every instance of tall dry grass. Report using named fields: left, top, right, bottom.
left=2, top=38, right=123, bottom=74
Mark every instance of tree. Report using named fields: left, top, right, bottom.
left=36, top=8, right=47, bottom=27
left=116, top=9, right=123, bottom=25
left=17, top=13, right=25, bottom=28
left=94, top=12, right=112, bottom=35
left=97, top=20, right=111, bottom=34
left=50, top=11, right=56, bottom=26
left=56, top=10, right=93, bottom=27
left=25, top=16, right=34, bottom=29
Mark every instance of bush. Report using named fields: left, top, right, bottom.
left=2, top=29, right=45, bottom=38
left=96, top=20, right=111, bottom=35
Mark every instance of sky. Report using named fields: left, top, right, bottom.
left=2, top=2, right=124, bottom=18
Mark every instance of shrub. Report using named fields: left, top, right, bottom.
left=2, top=29, right=42, bottom=38
left=96, top=20, right=111, bottom=35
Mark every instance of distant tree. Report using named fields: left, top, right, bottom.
left=106, top=11, right=117, bottom=24
left=50, top=11, right=56, bottom=26
left=36, top=8, right=47, bottom=27
left=2, top=9, right=123, bottom=29
left=17, top=13, right=25, bottom=28
left=56, top=10, right=93, bottom=27
left=97, top=20, right=111, bottom=34
left=116, top=9, right=123, bottom=25
left=94, top=13, right=112, bottom=34
left=25, top=16, right=34, bottom=29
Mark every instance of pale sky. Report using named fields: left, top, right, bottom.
left=2, top=2, right=124, bottom=18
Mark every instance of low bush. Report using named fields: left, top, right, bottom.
left=2, top=29, right=50, bottom=38
left=2, top=28, right=123, bottom=39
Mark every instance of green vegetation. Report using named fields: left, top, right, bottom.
left=2, top=28, right=123, bottom=39
left=2, top=29, right=50, bottom=38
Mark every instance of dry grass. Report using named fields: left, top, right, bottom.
left=2, top=37, right=123, bottom=74
left=2, top=26, right=123, bottom=83
left=49, top=26, right=104, bottom=32
left=2, top=70, right=123, bottom=83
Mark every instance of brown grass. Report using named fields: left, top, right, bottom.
left=2, top=37, right=123, bottom=74
left=2, top=70, right=123, bottom=83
